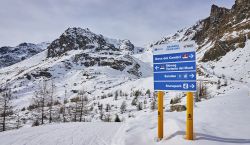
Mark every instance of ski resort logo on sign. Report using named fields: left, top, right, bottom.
left=182, top=53, right=188, bottom=59
left=153, top=42, right=196, bottom=92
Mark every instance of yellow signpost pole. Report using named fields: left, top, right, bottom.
left=158, top=91, right=164, bottom=140
left=186, top=92, right=194, bottom=140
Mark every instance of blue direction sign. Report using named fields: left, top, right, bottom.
left=153, top=51, right=195, bottom=63
left=153, top=42, right=196, bottom=92
left=154, top=71, right=196, bottom=81
left=154, top=62, right=196, bottom=72
left=154, top=81, right=196, bottom=91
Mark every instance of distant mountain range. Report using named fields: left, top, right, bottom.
left=0, top=42, right=49, bottom=68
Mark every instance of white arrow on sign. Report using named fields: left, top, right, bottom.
left=155, top=66, right=159, bottom=70
left=189, top=54, right=194, bottom=58
left=190, top=84, right=195, bottom=88
left=189, top=73, right=195, bottom=78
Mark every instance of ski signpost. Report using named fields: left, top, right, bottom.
left=153, top=42, right=196, bottom=140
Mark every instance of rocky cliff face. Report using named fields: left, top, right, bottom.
left=200, top=0, right=249, bottom=62
left=46, top=27, right=142, bottom=76
left=47, top=27, right=135, bottom=58
left=152, top=0, right=250, bottom=62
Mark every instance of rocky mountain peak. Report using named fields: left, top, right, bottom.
left=63, top=27, right=96, bottom=39
left=47, top=27, right=136, bottom=58
left=151, top=0, right=249, bottom=62
left=235, top=0, right=249, bottom=6
left=47, top=27, right=107, bottom=57
left=232, top=0, right=250, bottom=23
left=210, top=4, right=230, bottom=23
left=119, top=39, right=134, bottom=51
left=19, top=42, right=30, bottom=47
left=197, top=1, right=249, bottom=62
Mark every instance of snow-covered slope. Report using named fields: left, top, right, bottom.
left=0, top=27, right=153, bottom=128
left=0, top=122, right=124, bottom=145
left=0, top=81, right=249, bottom=145
left=125, top=82, right=250, bottom=145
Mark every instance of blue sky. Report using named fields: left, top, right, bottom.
left=0, top=0, right=235, bottom=47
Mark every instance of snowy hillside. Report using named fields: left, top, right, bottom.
left=0, top=82, right=249, bottom=145
left=0, top=27, right=154, bottom=129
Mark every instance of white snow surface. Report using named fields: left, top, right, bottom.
left=0, top=82, right=249, bottom=145
left=125, top=83, right=250, bottom=145
left=0, top=122, right=125, bottom=145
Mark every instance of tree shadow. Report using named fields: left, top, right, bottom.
left=164, top=131, right=250, bottom=144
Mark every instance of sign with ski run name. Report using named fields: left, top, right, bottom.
left=153, top=41, right=196, bottom=92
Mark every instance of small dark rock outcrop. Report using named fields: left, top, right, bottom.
left=31, top=70, right=52, bottom=78
left=170, top=105, right=186, bottom=112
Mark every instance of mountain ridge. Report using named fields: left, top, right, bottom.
left=151, top=0, right=249, bottom=62
left=0, top=42, right=50, bottom=68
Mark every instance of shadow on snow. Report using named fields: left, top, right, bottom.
left=164, top=131, right=250, bottom=144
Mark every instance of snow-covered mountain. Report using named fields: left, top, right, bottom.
left=0, top=27, right=151, bottom=85
left=0, top=27, right=153, bottom=129
left=47, top=27, right=137, bottom=57
left=0, top=42, right=50, bottom=68
left=151, top=0, right=250, bottom=83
